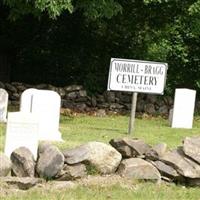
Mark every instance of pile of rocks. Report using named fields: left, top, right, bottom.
left=0, top=81, right=177, bottom=115
left=1, top=136, right=200, bottom=190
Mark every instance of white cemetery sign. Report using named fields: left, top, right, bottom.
left=4, top=112, right=39, bottom=160
left=107, top=58, right=168, bottom=134
left=172, top=89, right=196, bottom=129
left=0, top=89, right=8, bottom=122
left=20, top=89, right=62, bottom=141
left=108, top=58, right=168, bottom=94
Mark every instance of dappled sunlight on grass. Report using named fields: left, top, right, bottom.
left=1, top=114, right=200, bottom=151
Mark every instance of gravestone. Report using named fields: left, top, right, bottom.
left=20, top=88, right=37, bottom=112
left=172, top=89, right=196, bottom=129
left=20, top=89, right=62, bottom=141
left=0, top=89, right=8, bottom=122
left=4, top=112, right=39, bottom=160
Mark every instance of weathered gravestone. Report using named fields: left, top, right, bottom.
left=171, top=89, right=196, bottom=129
left=0, top=89, right=8, bottom=122
left=20, top=89, right=62, bottom=141
left=4, top=112, right=39, bottom=160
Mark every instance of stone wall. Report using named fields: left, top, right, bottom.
left=1, top=136, right=200, bottom=190
left=0, top=81, right=200, bottom=115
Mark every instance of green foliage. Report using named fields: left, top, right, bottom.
left=35, top=0, right=73, bottom=18
left=0, top=0, right=200, bottom=95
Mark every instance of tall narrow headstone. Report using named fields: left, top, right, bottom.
left=20, top=89, right=62, bottom=141
left=4, top=112, right=39, bottom=160
left=172, top=89, right=196, bottom=129
left=0, top=89, right=8, bottom=122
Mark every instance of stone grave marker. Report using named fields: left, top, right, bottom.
left=172, top=89, right=196, bottom=129
left=4, top=112, right=39, bottom=160
left=0, top=88, right=8, bottom=122
left=20, top=89, right=62, bottom=141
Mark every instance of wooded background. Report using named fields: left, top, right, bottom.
left=0, top=0, right=200, bottom=95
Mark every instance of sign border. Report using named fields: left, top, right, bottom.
left=107, top=58, right=168, bottom=95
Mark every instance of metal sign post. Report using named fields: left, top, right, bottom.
left=128, top=92, right=138, bottom=135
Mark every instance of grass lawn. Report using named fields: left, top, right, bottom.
left=1, top=114, right=200, bottom=200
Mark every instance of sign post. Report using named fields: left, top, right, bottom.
left=128, top=92, right=138, bottom=134
left=107, top=58, right=168, bottom=134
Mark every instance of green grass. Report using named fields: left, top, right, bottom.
left=1, top=114, right=200, bottom=200
left=1, top=182, right=200, bottom=200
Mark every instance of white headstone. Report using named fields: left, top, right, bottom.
left=172, top=89, right=196, bottom=129
left=0, top=89, right=8, bottom=122
left=20, top=88, right=37, bottom=112
left=20, top=89, right=62, bottom=141
left=4, top=112, right=39, bottom=159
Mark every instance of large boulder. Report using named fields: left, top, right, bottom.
left=153, top=160, right=182, bottom=181
left=109, top=138, right=151, bottom=158
left=63, top=142, right=122, bottom=174
left=117, top=158, right=161, bottom=181
left=183, top=136, right=200, bottom=164
left=11, top=147, right=35, bottom=177
left=145, top=143, right=167, bottom=161
left=0, top=153, right=11, bottom=176
left=160, top=148, right=200, bottom=178
left=56, top=163, right=87, bottom=181
left=36, top=144, right=64, bottom=179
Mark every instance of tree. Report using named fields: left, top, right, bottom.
left=1, top=0, right=200, bottom=95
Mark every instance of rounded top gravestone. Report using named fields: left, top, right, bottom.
left=20, top=89, right=63, bottom=141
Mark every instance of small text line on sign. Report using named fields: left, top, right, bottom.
left=107, top=58, right=168, bottom=94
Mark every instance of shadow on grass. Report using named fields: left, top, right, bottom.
left=84, top=126, right=128, bottom=135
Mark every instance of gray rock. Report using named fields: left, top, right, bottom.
left=0, top=153, right=11, bottom=176
left=16, top=85, right=26, bottom=92
left=168, top=108, right=173, bottom=126
left=163, top=96, right=173, bottom=106
left=158, top=105, right=169, bottom=115
left=63, top=142, right=122, bottom=174
left=10, top=93, right=20, bottom=101
left=96, top=109, right=106, bottom=117
left=109, top=138, right=151, bottom=158
left=145, top=143, right=167, bottom=161
left=75, top=103, right=87, bottom=112
left=38, top=142, right=53, bottom=155
left=66, top=91, right=78, bottom=99
left=146, top=95, right=157, bottom=104
left=117, top=158, right=161, bottom=181
left=144, top=103, right=156, bottom=115
left=0, top=81, right=5, bottom=88
left=64, top=85, right=83, bottom=92
left=186, top=178, right=200, bottom=186
left=91, top=95, right=97, bottom=107
left=153, top=160, right=182, bottom=181
left=96, top=95, right=105, bottom=104
left=183, top=136, right=200, bottom=164
left=104, top=91, right=115, bottom=103
left=56, top=163, right=87, bottom=181
left=160, top=148, right=200, bottom=178
left=35, top=84, right=48, bottom=89
left=78, top=90, right=87, bottom=97
left=109, top=103, right=124, bottom=110
left=57, top=88, right=66, bottom=97
left=36, top=145, right=64, bottom=179
left=0, top=177, right=43, bottom=190
left=11, top=147, right=35, bottom=177
left=5, top=83, right=17, bottom=93
left=136, top=100, right=145, bottom=112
